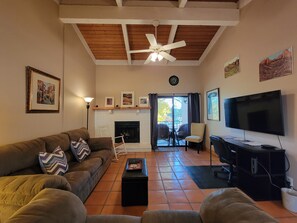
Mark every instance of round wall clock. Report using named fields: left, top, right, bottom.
left=169, top=75, right=179, bottom=86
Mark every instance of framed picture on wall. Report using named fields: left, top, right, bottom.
left=105, top=97, right=114, bottom=107
left=259, top=46, right=293, bottom=82
left=121, top=91, right=134, bottom=107
left=139, top=96, right=149, bottom=107
left=207, top=88, right=220, bottom=121
left=26, top=66, right=61, bottom=113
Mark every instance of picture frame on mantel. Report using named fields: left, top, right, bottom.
left=105, top=97, right=114, bottom=107
left=139, top=96, right=149, bottom=107
left=121, top=91, right=134, bottom=107
left=26, top=66, right=61, bottom=113
left=207, top=88, right=220, bottom=121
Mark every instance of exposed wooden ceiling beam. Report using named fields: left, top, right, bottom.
left=60, top=1, right=237, bottom=9
left=238, top=0, right=252, bottom=9
left=115, top=0, right=122, bottom=7
left=165, top=25, right=178, bottom=64
left=60, top=5, right=239, bottom=26
left=178, top=0, right=187, bottom=8
left=95, top=60, right=199, bottom=66
left=72, top=24, right=96, bottom=63
left=167, top=25, right=178, bottom=46
left=121, top=24, right=132, bottom=65
left=197, top=26, right=226, bottom=66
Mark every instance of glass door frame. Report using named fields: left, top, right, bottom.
left=157, top=95, right=188, bottom=147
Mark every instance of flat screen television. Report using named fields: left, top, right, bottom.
left=224, top=90, right=285, bottom=136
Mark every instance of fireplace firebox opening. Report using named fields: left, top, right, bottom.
left=115, top=121, right=140, bottom=143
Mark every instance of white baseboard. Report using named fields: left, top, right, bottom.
left=125, top=143, right=151, bottom=152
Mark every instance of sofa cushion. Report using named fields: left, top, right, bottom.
left=142, top=210, right=202, bottom=223
left=10, top=165, right=43, bottom=176
left=64, top=127, right=90, bottom=142
left=68, top=158, right=103, bottom=176
left=0, top=175, right=71, bottom=222
left=200, top=188, right=277, bottom=223
left=40, top=133, right=74, bottom=162
left=87, top=215, right=142, bottom=223
left=71, top=138, right=91, bottom=162
left=39, top=146, right=68, bottom=175
left=88, top=137, right=113, bottom=151
left=89, top=150, right=113, bottom=163
left=0, top=138, right=45, bottom=177
left=0, top=175, right=71, bottom=194
left=64, top=171, right=91, bottom=196
left=6, top=188, right=87, bottom=223
left=40, top=133, right=70, bottom=152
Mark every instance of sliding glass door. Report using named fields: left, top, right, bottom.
left=157, top=96, right=188, bottom=147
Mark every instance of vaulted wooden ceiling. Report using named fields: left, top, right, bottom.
left=57, top=0, right=245, bottom=66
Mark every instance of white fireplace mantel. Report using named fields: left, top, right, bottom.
left=95, top=110, right=151, bottom=152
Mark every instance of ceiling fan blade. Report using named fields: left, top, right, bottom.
left=129, top=49, right=153, bottom=54
left=159, top=52, right=176, bottom=62
left=161, top=40, right=186, bottom=51
left=144, top=54, right=152, bottom=64
left=145, top=34, right=157, bottom=46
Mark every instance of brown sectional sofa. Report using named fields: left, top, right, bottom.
left=0, top=128, right=114, bottom=222
left=0, top=128, right=278, bottom=223
left=4, top=188, right=277, bottom=223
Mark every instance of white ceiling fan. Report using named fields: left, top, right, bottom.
left=129, top=21, right=186, bottom=64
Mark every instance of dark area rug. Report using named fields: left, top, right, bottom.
left=185, top=165, right=236, bottom=189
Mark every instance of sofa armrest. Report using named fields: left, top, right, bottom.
left=142, top=210, right=202, bottom=223
left=200, top=188, right=278, bottom=223
left=88, top=137, right=113, bottom=151
left=6, top=188, right=87, bottom=223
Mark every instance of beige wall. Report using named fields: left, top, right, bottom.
left=199, top=0, right=297, bottom=180
left=63, top=24, right=96, bottom=135
left=95, top=65, right=201, bottom=151
left=96, top=65, right=201, bottom=107
left=0, top=0, right=96, bottom=145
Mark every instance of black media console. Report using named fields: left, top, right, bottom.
left=210, top=137, right=286, bottom=201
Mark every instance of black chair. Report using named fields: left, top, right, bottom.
left=157, top=124, right=171, bottom=146
left=210, top=135, right=236, bottom=185
left=175, top=123, right=189, bottom=145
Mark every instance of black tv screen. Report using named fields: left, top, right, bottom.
left=224, top=90, right=285, bottom=136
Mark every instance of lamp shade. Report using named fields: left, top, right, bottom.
left=84, top=97, right=94, bottom=103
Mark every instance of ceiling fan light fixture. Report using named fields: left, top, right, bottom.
left=157, top=54, right=163, bottom=61
left=151, top=52, right=158, bottom=62
left=130, top=20, right=186, bottom=64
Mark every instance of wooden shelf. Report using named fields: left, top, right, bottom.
left=93, top=106, right=151, bottom=111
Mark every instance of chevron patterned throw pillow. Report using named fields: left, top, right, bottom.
left=70, top=138, right=91, bottom=162
left=39, top=146, right=68, bottom=175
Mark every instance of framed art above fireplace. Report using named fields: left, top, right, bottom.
left=121, top=91, right=134, bottom=108
left=26, top=66, right=60, bottom=113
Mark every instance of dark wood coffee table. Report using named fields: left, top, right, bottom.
left=121, top=158, right=148, bottom=206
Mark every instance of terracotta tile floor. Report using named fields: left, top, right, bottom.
left=85, top=148, right=297, bottom=221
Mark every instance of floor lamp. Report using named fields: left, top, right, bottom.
left=84, top=97, right=94, bottom=130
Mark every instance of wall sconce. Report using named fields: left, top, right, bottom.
left=84, top=97, right=94, bottom=130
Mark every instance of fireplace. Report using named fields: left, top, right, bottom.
left=115, top=121, right=140, bottom=143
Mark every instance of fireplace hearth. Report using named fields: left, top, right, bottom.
left=115, top=121, right=140, bottom=143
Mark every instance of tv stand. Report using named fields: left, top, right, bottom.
left=261, top=144, right=275, bottom=150
left=210, top=137, right=286, bottom=200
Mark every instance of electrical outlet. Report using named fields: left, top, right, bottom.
left=286, top=176, right=294, bottom=188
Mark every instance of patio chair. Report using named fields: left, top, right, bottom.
left=157, top=124, right=171, bottom=146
